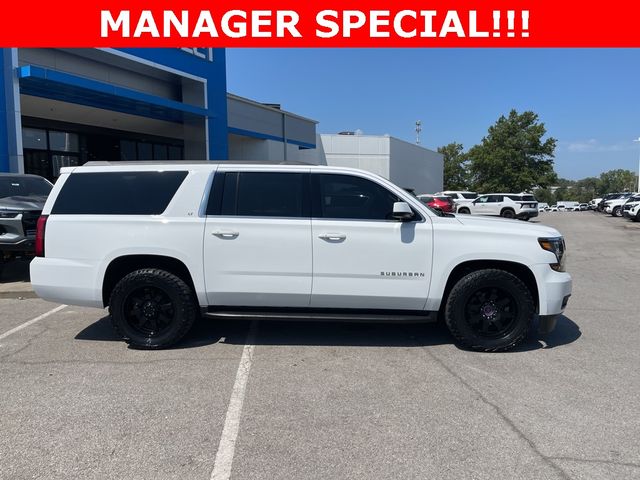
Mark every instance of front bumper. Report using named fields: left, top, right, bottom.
left=530, top=263, right=573, bottom=317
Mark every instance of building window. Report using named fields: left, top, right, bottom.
left=48, top=131, right=79, bottom=152
left=22, top=128, right=48, bottom=150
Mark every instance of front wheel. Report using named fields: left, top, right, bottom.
left=444, top=269, right=535, bottom=352
left=109, top=268, right=198, bottom=349
left=612, top=206, right=621, bottom=217
left=458, top=207, right=470, bottom=214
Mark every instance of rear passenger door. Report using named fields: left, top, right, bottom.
left=204, top=169, right=312, bottom=307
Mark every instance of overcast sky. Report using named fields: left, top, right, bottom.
left=226, top=48, right=640, bottom=180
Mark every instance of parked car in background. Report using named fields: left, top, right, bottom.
left=622, top=194, right=640, bottom=218
left=628, top=202, right=640, bottom=222
left=579, top=203, right=589, bottom=211
left=550, top=205, right=558, bottom=212
left=558, top=201, right=580, bottom=211
left=456, top=193, right=538, bottom=220
left=436, top=191, right=478, bottom=203
left=589, top=198, right=602, bottom=210
left=416, top=194, right=455, bottom=213
left=0, top=173, right=53, bottom=264
left=538, top=202, right=549, bottom=212
left=598, top=193, right=630, bottom=212
left=604, top=193, right=635, bottom=217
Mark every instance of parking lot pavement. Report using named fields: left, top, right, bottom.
left=1, top=211, right=639, bottom=479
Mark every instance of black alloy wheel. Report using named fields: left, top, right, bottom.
left=110, top=269, right=198, bottom=349
left=463, top=287, right=518, bottom=338
left=123, top=286, right=176, bottom=337
left=444, top=269, right=535, bottom=352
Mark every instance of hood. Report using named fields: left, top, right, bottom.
left=0, top=195, right=47, bottom=211
left=453, top=214, right=561, bottom=238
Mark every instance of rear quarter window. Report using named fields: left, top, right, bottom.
left=51, top=171, right=188, bottom=215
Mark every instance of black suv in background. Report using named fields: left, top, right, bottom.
left=0, top=174, right=53, bottom=263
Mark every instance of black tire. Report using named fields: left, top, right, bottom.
left=501, top=209, right=516, bottom=219
left=109, top=268, right=198, bottom=349
left=444, top=269, right=535, bottom=352
left=458, top=207, right=470, bottom=214
left=612, top=206, right=621, bottom=217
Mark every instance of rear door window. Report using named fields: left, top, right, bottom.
left=51, top=171, right=188, bottom=215
left=208, top=172, right=308, bottom=218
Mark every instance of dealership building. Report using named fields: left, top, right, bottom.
left=1, top=48, right=442, bottom=193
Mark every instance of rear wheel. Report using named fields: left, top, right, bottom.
left=109, top=268, right=198, bottom=349
left=501, top=209, right=516, bottom=219
left=458, top=207, right=470, bottom=214
left=444, top=269, right=535, bottom=352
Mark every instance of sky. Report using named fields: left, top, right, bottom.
left=226, top=48, right=640, bottom=180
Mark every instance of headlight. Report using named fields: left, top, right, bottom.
left=538, top=237, right=566, bottom=272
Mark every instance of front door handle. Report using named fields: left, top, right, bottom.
left=212, top=230, right=239, bottom=239
left=318, top=233, right=346, bottom=241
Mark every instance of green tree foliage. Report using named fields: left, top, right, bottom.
left=597, top=169, right=638, bottom=194
left=466, top=110, right=557, bottom=192
left=437, top=142, right=468, bottom=190
left=533, top=188, right=555, bottom=204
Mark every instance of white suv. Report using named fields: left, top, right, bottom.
left=456, top=193, right=539, bottom=220
left=30, top=162, right=571, bottom=352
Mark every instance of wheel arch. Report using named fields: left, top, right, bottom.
left=440, top=260, right=539, bottom=313
left=500, top=207, right=516, bottom=216
left=102, top=254, right=197, bottom=307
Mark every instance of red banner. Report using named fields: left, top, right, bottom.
left=1, top=0, right=639, bottom=47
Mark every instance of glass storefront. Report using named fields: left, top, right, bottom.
left=21, top=123, right=183, bottom=181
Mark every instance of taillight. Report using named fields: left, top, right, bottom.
left=35, top=215, right=48, bottom=257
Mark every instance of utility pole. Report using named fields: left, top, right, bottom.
left=415, top=121, right=422, bottom=145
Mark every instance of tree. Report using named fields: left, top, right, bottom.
left=533, top=188, right=555, bottom=204
left=437, top=142, right=468, bottom=190
left=467, top=110, right=557, bottom=192
left=597, top=169, right=638, bottom=194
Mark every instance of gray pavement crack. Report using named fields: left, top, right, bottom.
left=418, top=345, right=572, bottom=480
left=549, top=456, right=640, bottom=469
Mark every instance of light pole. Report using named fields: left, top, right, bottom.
left=635, top=137, right=640, bottom=192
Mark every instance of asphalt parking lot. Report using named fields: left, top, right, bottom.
left=1, top=212, right=639, bottom=480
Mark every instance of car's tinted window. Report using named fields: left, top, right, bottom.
left=462, top=193, right=477, bottom=199
left=213, top=172, right=306, bottom=218
left=51, top=171, right=187, bottom=215
left=488, top=195, right=503, bottom=202
left=312, top=174, right=400, bottom=220
left=0, top=176, right=52, bottom=199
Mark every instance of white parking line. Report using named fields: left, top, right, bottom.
left=0, top=304, right=67, bottom=342
left=211, top=320, right=259, bottom=480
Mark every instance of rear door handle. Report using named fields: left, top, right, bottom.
left=318, top=233, right=346, bottom=241
left=212, top=230, right=239, bottom=238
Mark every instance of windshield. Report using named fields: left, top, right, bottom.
left=0, top=176, right=52, bottom=199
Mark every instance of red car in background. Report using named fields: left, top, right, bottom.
left=417, top=194, right=455, bottom=213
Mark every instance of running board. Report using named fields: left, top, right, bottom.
left=204, top=308, right=437, bottom=323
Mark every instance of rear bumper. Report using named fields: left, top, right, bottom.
left=30, top=257, right=103, bottom=308
left=0, top=237, right=35, bottom=253
left=517, top=210, right=538, bottom=219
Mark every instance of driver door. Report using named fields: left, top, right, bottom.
left=310, top=172, right=433, bottom=310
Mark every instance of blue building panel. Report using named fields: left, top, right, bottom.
left=116, top=48, right=229, bottom=160
left=0, top=50, right=12, bottom=172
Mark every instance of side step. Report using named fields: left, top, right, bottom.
left=204, top=307, right=437, bottom=323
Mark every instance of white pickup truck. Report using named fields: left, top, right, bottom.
left=30, top=162, right=572, bottom=352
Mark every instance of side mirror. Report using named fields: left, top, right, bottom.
left=392, top=202, right=414, bottom=221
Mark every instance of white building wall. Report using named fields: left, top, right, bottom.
left=317, top=134, right=390, bottom=178
left=388, top=137, right=443, bottom=194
